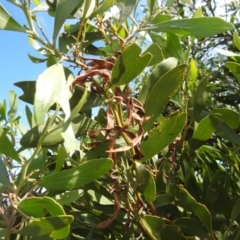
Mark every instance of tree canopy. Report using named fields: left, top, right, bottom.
left=1, top=0, right=240, bottom=239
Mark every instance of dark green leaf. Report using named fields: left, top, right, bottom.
left=141, top=112, right=186, bottom=161
left=111, top=43, right=152, bottom=87
left=20, top=114, right=100, bottom=148
left=0, top=127, right=20, bottom=162
left=38, top=158, right=113, bottom=190
left=135, top=162, right=156, bottom=202
left=54, top=189, right=84, bottom=205
left=55, top=145, right=67, bottom=172
left=230, top=198, right=240, bottom=228
left=143, top=64, right=187, bottom=130
left=147, top=0, right=155, bottom=15
left=161, top=225, right=188, bottom=240
left=145, top=17, right=234, bottom=37
left=154, top=194, right=175, bottom=207
left=178, top=185, right=212, bottom=233
left=28, top=53, right=47, bottom=63
left=174, top=218, right=209, bottom=239
left=14, top=216, right=73, bottom=238
left=0, top=158, right=12, bottom=194
left=0, top=4, right=27, bottom=32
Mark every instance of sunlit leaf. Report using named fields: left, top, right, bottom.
left=141, top=112, right=186, bottom=161
left=38, top=158, right=113, bottom=190
left=53, top=0, right=82, bottom=46
left=143, top=64, right=187, bottom=130
left=90, top=0, right=114, bottom=18
left=0, top=4, right=27, bottom=32
left=111, top=43, right=152, bottom=87
left=145, top=17, right=234, bottom=37
left=18, top=196, right=65, bottom=217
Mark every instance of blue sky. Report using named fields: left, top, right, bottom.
left=0, top=1, right=53, bottom=118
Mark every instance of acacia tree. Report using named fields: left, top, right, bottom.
left=0, top=0, right=240, bottom=239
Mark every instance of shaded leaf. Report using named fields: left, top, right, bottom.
left=161, top=225, right=187, bottom=240
left=143, top=43, right=164, bottom=66
left=153, top=194, right=175, bottom=207
left=54, top=189, right=84, bottom=205
left=174, top=218, right=209, bottom=239
left=225, top=62, right=240, bottom=85
left=178, top=185, right=212, bottom=233
left=135, top=162, right=156, bottom=202
left=38, top=158, right=113, bottom=190
left=14, top=216, right=73, bottom=238
left=0, top=127, right=20, bottom=162
left=111, top=43, right=152, bottom=87
left=28, top=53, right=47, bottom=64
left=141, top=112, right=186, bottom=161
left=20, top=114, right=100, bottom=148
left=145, top=17, right=234, bottom=37
left=0, top=157, right=12, bottom=194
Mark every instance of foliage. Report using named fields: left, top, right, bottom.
left=0, top=0, right=240, bottom=239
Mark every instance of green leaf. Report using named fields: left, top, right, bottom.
left=161, top=225, right=188, bottom=240
left=147, top=0, right=155, bottom=15
left=90, top=0, right=114, bottom=18
left=53, top=0, right=82, bottom=45
left=143, top=43, right=164, bottom=66
left=20, top=114, right=100, bottom=148
left=174, top=218, right=209, bottom=239
left=14, top=216, right=73, bottom=238
left=225, top=62, right=240, bottom=85
left=28, top=53, right=47, bottom=63
left=194, top=7, right=203, bottom=18
left=117, top=0, right=137, bottom=25
left=46, top=54, right=57, bottom=67
left=206, top=171, right=226, bottom=208
left=54, top=189, right=84, bottom=205
left=34, top=64, right=65, bottom=125
left=143, top=64, right=187, bottom=130
left=178, top=185, right=212, bottom=233
left=233, top=31, right=240, bottom=51
left=0, top=4, right=27, bottom=32
left=166, top=34, right=185, bottom=63
left=14, top=81, right=105, bottom=112
left=165, top=0, right=175, bottom=7
left=18, top=196, right=65, bottom=217
left=139, top=57, right=178, bottom=104
left=192, top=78, right=209, bottom=121
left=145, top=17, right=234, bottom=37
left=141, top=215, right=165, bottom=240
left=0, top=158, right=12, bottom=194
left=55, top=145, right=68, bottom=172
left=0, top=127, right=20, bottom=162
left=190, top=114, right=223, bottom=152
left=8, top=90, right=18, bottom=120
left=230, top=198, right=240, bottom=228
left=82, top=0, right=95, bottom=19
left=38, top=158, right=113, bottom=190
left=111, top=43, right=152, bottom=87
left=149, top=13, right=171, bottom=25
left=153, top=194, right=175, bottom=207
left=25, top=105, right=36, bottom=128
left=135, top=162, right=156, bottom=202
left=141, top=112, right=186, bottom=161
